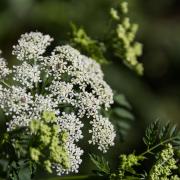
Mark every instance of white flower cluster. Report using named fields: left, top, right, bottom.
left=89, top=115, right=116, bottom=153
left=56, top=113, right=84, bottom=174
left=0, top=51, right=11, bottom=79
left=13, top=62, right=41, bottom=88
left=12, top=32, right=53, bottom=60
left=0, top=32, right=116, bottom=174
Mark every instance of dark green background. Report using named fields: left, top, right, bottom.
left=0, top=0, right=180, bottom=178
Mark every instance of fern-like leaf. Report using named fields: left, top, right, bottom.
left=110, top=93, right=135, bottom=141
left=142, top=120, right=180, bottom=154
left=89, top=154, right=110, bottom=175
left=143, top=120, right=159, bottom=149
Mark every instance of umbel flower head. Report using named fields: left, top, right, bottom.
left=0, top=32, right=116, bottom=175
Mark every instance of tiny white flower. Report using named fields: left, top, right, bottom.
left=0, top=32, right=115, bottom=175
left=13, top=62, right=41, bottom=88
left=89, top=115, right=116, bottom=153
left=12, top=32, right=53, bottom=60
left=0, top=51, right=11, bottom=79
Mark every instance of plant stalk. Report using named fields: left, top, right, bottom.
left=42, top=175, right=107, bottom=180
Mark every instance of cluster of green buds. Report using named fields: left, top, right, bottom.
left=110, top=153, right=144, bottom=179
left=70, top=24, right=107, bottom=64
left=118, top=153, right=144, bottom=178
left=110, top=1, right=143, bottom=75
left=29, top=111, right=69, bottom=173
left=149, top=144, right=178, bottom=180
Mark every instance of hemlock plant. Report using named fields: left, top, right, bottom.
left=0, top=1, right=179, bottom=180
left=0, top=32, right=115, bottom=176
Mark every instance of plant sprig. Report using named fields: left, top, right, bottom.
left=70, top=0, right=143, bottom=75
left=90, top=120, right=180, bottom=179
left=142, top=121, right=180, bottom=156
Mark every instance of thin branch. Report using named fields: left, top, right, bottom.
left=42, top=175, right=107, bottom=180
left=141, top=136, right=179, bottom=156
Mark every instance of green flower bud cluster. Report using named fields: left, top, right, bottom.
left=149, top=144, right=179, bottom=180
left=170, top=175, right=180, bottom=180
left=120, top=2, right=128, bottom=14
left=71, top=24, right=107, bottom=64
left=118, top=154, right=144, bottom=178
left=110, top=1, right=143, bottom=75
left=29, top=111, right=69, bottom=173
left=110, top=153, right=144, bottom=179
left=70, top=1, right=143, bottom=75
left=110, top=8, right=120, bottom=21
left=108, top=120, right=180, bottom=180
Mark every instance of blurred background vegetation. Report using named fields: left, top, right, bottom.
left=0, top=0, right=180, bottom=178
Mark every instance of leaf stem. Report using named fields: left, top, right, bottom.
left=0, top=80, right=11, bottom=88
left=141, top=136, right=178, bottom=156
left=43, top=175, right=107, bottom=180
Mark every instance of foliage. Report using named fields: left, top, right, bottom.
left=29, top=111, right=69, bottom=173
left=70, top=23, right=108, bottom=64
left=0, top=30, right=115, bottom=178
left=70, top=0, right=143, bottom=75
left=91, top=120, right=180, bottom=180
left=0, top=0, right=179, bottom=180
left=117, top=154, right=145, bottom=179
left=110, top=93, right=135, bottom=141
left=149, top=144, right=178, bottom=180
left=89, top=154, right=110, bottom=176
left=143, top=121, right=180, bottom=153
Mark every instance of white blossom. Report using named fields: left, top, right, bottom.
left=12, top=32, right=53, bottom=60
left=89, top=115, right=116, bottom=153
left=57, top=112, right=84, bottom=142
left=5, top=93, right=58, bottom=130
left=0, top=84, right=6, bottom=108
left=8, top=113, right=33, bottom=130
left=13, top=62, right=41, bottom=88
left=31, top=94, right=59, bottom=117
left=0, top=32, right=115, bottom=175
left=48, top=81, right=75, bottom=104
left=2, top=86, right=33, bottom=116
left=55, top=143, right=83, bottom=175
left=76, top=92, right=101, bottom=118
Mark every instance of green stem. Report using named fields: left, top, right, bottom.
left=0, top=80, right=11, bottom=88
left=34, top=59, right=39, bottom=90
left=44, top=175, right=107, bottom=180
left=141, top=136, right=178, bottom=156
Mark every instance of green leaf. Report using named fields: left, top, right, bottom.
left=0, top=159, right=8, bottom=172
left=110, top=93, right=135, bottom=141
left=117, top=121, right=131, bottom=130
left=114, top=94, right=132, bottom=109
left=143, top=120, right=180, bottom=150
left=18, top=166, right=31, bottom=180
left=143, top=120, right=159, bottom=149
left=124, top=176, right=142, bottom=180
left=113, top=108, right=134, bottom=120
left=89, top=154, right=110, bottom=175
